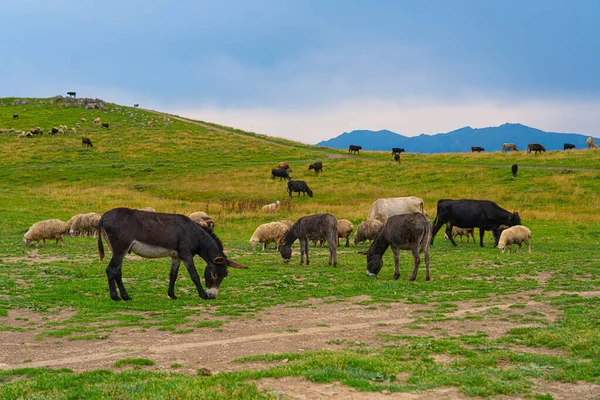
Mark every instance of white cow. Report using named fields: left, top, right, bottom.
left=367, top=196, right=425, bottom=223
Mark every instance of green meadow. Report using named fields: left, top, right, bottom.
left=0, top=97, right=599, bottom=399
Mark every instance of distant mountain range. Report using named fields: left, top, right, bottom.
left=315, top=123, right=593, bottom=153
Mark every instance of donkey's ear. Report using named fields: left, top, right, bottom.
left=214, top=257, right=226, bottom=265
left=227, top=259, right=249, bottom=269
left=357, top=251, right=369, bottom=255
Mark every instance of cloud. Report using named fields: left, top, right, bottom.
left=171, top=97, right=600, bottom=144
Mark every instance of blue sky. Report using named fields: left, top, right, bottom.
left=2, top=0, right=600, bottom=142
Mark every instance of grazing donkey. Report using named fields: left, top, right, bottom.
left=98, top=208, right=247, bottom=301
left=359, top=213, right=432, bottom=281
left=278, top=213, right=338, bottom=266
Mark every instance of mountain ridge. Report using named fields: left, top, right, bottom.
left=316, top=123, right=593, bottom=153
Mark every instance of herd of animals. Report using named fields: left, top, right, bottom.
left=346, top=140, right=599, bottom=154
left=8, top=100, right=597, bottom=302
left=22, top=190, right=532, bottom=302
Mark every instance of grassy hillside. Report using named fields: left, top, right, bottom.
left=0, top=97, right=599, bottom=398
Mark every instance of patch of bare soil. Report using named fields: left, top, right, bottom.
left=0, top=294, right=594, bottom=398
left=531, top=379, right=600, bottom=400
left=256, top=378, right=471, bottom=400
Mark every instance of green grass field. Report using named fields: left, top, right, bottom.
left=0, top=97, right=599, bottom=399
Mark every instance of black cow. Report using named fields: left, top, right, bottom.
left=134, top=103, right=139, bottom=107
left=67, top=91, right=76, bottom=98
left=512, top=164, right=518, bottom=177
left=527, top=143, right=546, bottom=155
left=308, top=161, right=323, bottom=174
left=82, top=137, right=93, bottom=147
left=287, top=180, right=313, bottom=198
left=563, top=143, right=575, bottom=150
left=97, top=208, right=247, bottom=301
left=394, top=153, right=400, bottom=162
left=13, top=114, right=18, bottom=119
left=431, top=199, right=521, bottom=248
left=391, top=147, right=405, bottom=155
left=471, top=146, right=484, bottom=153
left=271, top=168, right=291, bottom=180
left=102, top=123, right=110, bottom=129
left=349, top=145, right=362, bottom=154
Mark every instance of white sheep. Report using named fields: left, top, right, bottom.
left=93, top=117, right=101, bottom=125
left=497, top=225, right=532, bottom=254
left=249, top=221, right=290, bottom=251
left=444, top=225, right=475, bottom=243
left=23, top=219, right=69, bottom=247
left=262, top=200, right=281, bottom=213
left=71, top=127, right=77, bottom=134
left=353, top=219, right=384, bottom=245
left=311, top=219, right=354, bottom=247
left=81, top=118, right=87, bottom=122
left=278, top=220, right=294, bottom=228
left=189, top=211, right=214, bottom=232
left=67, top=212, right=101, bottom=237
left=337, top=219, right=355, bottom=247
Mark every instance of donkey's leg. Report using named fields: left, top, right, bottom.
left=391, top=246, right=401, bottom=280
left=409, top=246, right=421, bottom=281
left=168, top=257, right=181, bottom=300
left=304, top=239, right=310, bottom=265
left=479, top=228, right=485, bottom=248
left=106, top=253, right=127, bottom=301
left=299, top=239, right=306, bottom=265
left=423, top=246, right=431, bottom=281
left=327, top=237, right=337, bottom=266
left=181, top=255, right=208, bottom=299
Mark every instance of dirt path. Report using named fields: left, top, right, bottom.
left=0, top=295, right=562, bottom=373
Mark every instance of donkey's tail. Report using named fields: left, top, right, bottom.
left=420, top=214, right=433, bottom=252
left=97, top=218, right=105, bottom=261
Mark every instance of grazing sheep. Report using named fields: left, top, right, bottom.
left=262, top=200, right=281, bottom=213
left=102, top=123, right=109, bottom=129
left=497, top=225, right=532, bottom=254
left=189, top=211, right=215, bottom=232
left=337, top=219, right=354, bottom=247
left=249, top=221, right=290, bottom=251
left=444, top=225, right=475, bottom=244
left=76, top=123, right=81, bottom=128
left=51, top=127, right=59, bottom=134
left=278, top=162, right=292, bottom=171
left=311, top=218, right=354, bottom=247
left=30, top=127, right=42, bottom=135
left=13, top=114, right=18, bottom=119
left=71, top=127, right=77, bottom=134
left=587, top=137, right=598, bottom=149
left=81, top=118, right=87, bottom=122
left=353, top=219, right=384, bottom=245
left=93, top=117, right=101, bottom=125
left=57, top=128, right=64, bottom=134
left=148, top=120, right=155, bottom=126
left=68, top=212, right=101, bottom=237
left=23, top=219, right=69, bottom=247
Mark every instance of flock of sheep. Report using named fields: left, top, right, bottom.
left=22, top=207, right=217, bottom=248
